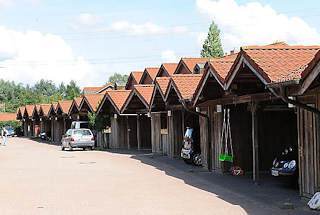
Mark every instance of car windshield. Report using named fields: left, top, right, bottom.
left=184, top=128, right=193, bottom=138
left=73, top=130, right=92, bottom=136
left=4, top=126, right=12, bottom=130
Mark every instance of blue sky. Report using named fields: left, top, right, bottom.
left=0, top=0, right=319, bottom=87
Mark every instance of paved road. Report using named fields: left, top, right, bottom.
left=0, top=138, right=309, bottom=215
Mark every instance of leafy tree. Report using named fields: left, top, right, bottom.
left=33, top=79, right=58, bottom=97
left=88, top=112, right=110, bottom=132
left=65, top=80, right=81, bottom=100
left=108, top=73, right=129, bottom=85
left=201, top=21, right=224, bottom=58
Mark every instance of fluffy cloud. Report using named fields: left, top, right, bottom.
left=71, top=13, right=102, bottom=30
left=0, top=26, right=94, bottom=87
left=196, top=0, right=320, bottom=51
left=110, top=21, right=188, bottom=36
left=161, top=50, right=178, bottom=62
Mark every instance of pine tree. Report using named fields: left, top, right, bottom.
left=201, top=21, right=224, bottom=58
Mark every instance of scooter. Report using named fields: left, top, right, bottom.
left=180, top=127, right=202, bottom=166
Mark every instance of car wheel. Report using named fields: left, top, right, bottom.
left=192, top=153, right=202, bottom=166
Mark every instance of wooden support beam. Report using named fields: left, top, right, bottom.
left=251, top=102, right=259, bottom=183
left=198, top=92, right=277, bottom=107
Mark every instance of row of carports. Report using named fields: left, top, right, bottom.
left=17, top=43, right=320, bottom=198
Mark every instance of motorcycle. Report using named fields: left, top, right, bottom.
left=180, top=127, right=202, bottom=166
left=39, top=132, right=51, bottom=141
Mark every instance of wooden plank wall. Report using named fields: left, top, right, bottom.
left=200, top=107, right=209, bottom=168
left=167, top=110, right=183, bottom=158
left=212, top=110, right=223, bottom=172
left=151, top=113, right=162, bottom=154
left=127, top=116, right=138, bottom=149
left=298, top=104, right=318, bottom=198
left=139, top=115, right=151, bottom=149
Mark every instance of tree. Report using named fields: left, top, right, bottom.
left=108, top=73, right=129, bottom=85
left=65, top=80, right=81, bottom=100
left=33, top=79, right=58, bottom=97
left=201, top=21, right=224, bottom=58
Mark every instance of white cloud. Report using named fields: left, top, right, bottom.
left=0, top=0, right=15, bottom=9
left=110, top=21, right=188, bottom=36
left=161, top=50, right=178, bottom=62
left=0, top=26, right=94, bottom=87
left=0, top=0, right=39, bottom=9
left=70, top=13, right=102, bottom=31
left=196, top=0, right=320, bottom=51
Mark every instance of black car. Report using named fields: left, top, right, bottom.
left=271, top=146, right=298, bottom=184
left=180, top=127, right=202, bottom=166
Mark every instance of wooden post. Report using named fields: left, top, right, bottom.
left=167, top=112, right=174, bottom=158
left=251, top=102, right=259, bottom=183
left=137, top=115, right=141, bottom=150
left=151, top=113, right=161, bottom=154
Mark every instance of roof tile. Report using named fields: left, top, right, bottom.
left=107, top=90, right=131, bottom=112
left=134, top=85, right=155, bottom=106
left=171, top=74, right=203, bottom=100
left=0, top=113, right=17, bottom=121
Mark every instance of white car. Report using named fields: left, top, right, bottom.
left=61, top=128, right=94, bottom=151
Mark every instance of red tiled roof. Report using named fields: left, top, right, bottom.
left=155, top=77, right=171, bottom=97
left=74, top=97, right=82, bottom=108
left=17, top=106, right=25, bottom=115
left=228, top=45, right=320, bottom=83
left=0, top=113, right=17, bottom=122
left=162, top=63, right=178, bottom=76
left=58, top=100, right=73, bottom=114
left=134, top=85, right=155, bottom=106
left=40, top=104, right=51, bottom=116
left=145, top=68, right=159, bottom=81
left=84, top=94, right=104, bottom=112
left=52, top=102, right=58, bottom=111
left=171, top=74, right=203, bottom=100
left=180, top=58, right=211, bottom=73
left=207, top=53, right=238, bottom=83
left=107, top=90, right=131, bottom=112
left=25, top=105, right=34, bottom=117
left=301, top=50, right=320, bottom=80
left=0, top=104, right=5, bottom=107
left=131, top=71, right=144, bottom=83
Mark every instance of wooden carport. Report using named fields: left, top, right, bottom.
left=23, top=105, right=35, bottom=137
left=267, top=48, right=320, bottom=198
left=38, top=104, right=52, bottom=139
left=164, top=74, right=203, bottom=159
left=97, top=90, right=131, bottom=149
left=122, top=85, right=154, bottom=150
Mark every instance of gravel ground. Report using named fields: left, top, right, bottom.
left=0, top=137, right=315, bottom=215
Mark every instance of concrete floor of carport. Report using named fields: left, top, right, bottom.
left=110, top=150, right=315, bottom=215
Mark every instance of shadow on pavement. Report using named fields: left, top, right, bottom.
left=107, top=149, right=316, bottom=215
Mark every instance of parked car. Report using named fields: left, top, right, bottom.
left=71, top=121, right=89, bottom=129
left=4, top=126, right=15, bottom=137
left=271, top=146, right=298, bottom=185
left=61, top=128, right=95, bottom=151
left=181, top=127, right=202, bottom=166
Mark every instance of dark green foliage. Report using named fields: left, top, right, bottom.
left=0, top=79, right=81, bottom=113
left=201, top=21, right=224, bottom=58
left=88, top=112, right=110, bottom=132
left=108, top=73, right=129, bottom=85
left=0, top=120, right=22, bottom=136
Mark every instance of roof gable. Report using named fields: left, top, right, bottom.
left=226, top=45, right=320, bottom=89
left=174, top=58, right=210, bottom=74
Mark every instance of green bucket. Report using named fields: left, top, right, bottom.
left=219, top=154, right=233, bottom=162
